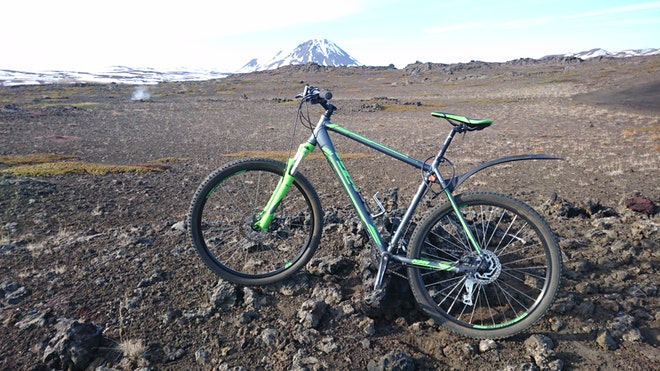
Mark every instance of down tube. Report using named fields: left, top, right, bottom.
left=317, top=143, right=385, bottom=251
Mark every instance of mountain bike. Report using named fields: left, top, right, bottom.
left=188, top=85, right=562, bottom=339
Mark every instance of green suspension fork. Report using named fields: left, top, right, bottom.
left=253, top=142, right=316, bottom=231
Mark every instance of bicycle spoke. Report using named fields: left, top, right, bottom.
left=189, top=159, right=322, bottom=284
left=422, top=239, right=463, bottom=261
left=408, top=192, right=561, bottom=338
left=497, top=242, right=542, bottom=259
left=495, top=279, right=537, bottom=309
left=434, top=275, right=466, bottom=308
left=501, top=253, right=547, bottom=266
left=476, top=284, right=495, bottom=325
left=422, top=272, right=464, bottom=288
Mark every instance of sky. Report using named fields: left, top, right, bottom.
left=2, top=0, right=659, bottom=72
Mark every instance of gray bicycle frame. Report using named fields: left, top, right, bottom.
left=257, top=111, right=560, bottom=276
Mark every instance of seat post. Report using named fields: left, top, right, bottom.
left=434, top=125, right=460, bottom=165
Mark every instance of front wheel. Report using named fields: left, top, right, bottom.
left=188, top=158, right=323, bottom=285
left=407, top=192, right=561, bottom=339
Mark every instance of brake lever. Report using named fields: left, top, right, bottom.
left=296, top=85, right=315, bottom=100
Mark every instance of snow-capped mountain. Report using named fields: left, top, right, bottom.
left=564, top=48, right=660, bottom=59
left=0, top=66, right=230, bottom=87
left=239, top=38, right=361, bottom=73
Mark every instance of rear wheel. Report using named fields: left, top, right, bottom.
left=188, top=158, right=323, bottom=285
left=407, top=192, right=561, bottom=338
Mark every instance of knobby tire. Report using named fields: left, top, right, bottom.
left=188, top=158, right=323, bottom=285
left=407, top=192, right=562, bottom=339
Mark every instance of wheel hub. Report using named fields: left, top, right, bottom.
left=474, top=250, right=501, bottom=284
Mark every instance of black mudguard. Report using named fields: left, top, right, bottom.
left=444, top=154, right=562, bottom=192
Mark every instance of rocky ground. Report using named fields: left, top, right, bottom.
left=0, top=56, right=658, bottom=370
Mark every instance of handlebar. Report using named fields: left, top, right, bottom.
left=297, top=85, right=336, bottom=117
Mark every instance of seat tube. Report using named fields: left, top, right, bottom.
left=433, top=127, right=483, bottom=254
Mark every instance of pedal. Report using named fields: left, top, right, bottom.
left=364, top=287, right=387, bottom=307
left=371, top=192, right=386, bottom=218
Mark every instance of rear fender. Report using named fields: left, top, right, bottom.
left=445, top=154, right=562, bottom=192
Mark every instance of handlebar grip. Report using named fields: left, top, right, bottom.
left=297, top=85, right=337, bottom=117
left=310, top=88, right=333, bottom=101
left=299, top=85, right=332, bottom=102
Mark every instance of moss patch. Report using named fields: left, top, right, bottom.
left=151, top=157, right=192, bottom=163
left=30, top=102, right=101, bottom=109
left=0, top=153, right=179, bottom=176
left=1, top=161, right=164, bottom=176
left=0, top=153, right=77, bottom=165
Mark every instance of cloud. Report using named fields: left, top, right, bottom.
left=423, top=16, right=558, bottom=34
left=3, top=1, right=365, bottom=40
left=423, top=1, right=660, bottom=34
left=424, top=22, right=486, bottom=34
left=1, top=0, right=366, bottom=70
left=571, top=16, right=660, bottom=28
left=565, top=1, right=660, bottom=19
left=212, top=1, right=364, bottom=37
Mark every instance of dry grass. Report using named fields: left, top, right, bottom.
left=115, top=299, right=147, bottom=364
left=380, top=104, right=428, bottom=112
left=622, top=125, right=660, bottom=135
left=0, top=231, right=9, bottom=246
left=456, top=98, right=519, bottom=104
left=602, top=161, right=625, bottom=176
left=118, top=338, right=146, bottom=362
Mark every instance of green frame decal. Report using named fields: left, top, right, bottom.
left=444, top=189, right=483, bottom=254
left=410, top=258, right=456, bottom=271
left=321, top=146, right=384, bottom=249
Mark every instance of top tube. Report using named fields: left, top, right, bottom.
left=324, top=122, right=431, bottom=172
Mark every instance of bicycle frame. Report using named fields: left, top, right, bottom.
left=254, top=110, right=560, bottom=281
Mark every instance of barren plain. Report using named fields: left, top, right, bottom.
left=0, top=56, right=658, bottom=370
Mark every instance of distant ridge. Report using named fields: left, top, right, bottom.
left=1, top=45, right=658, bottom=86
left=238, top=38, right=361, bottom=73
left=552, top=47, right=660, bottom=59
